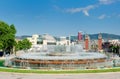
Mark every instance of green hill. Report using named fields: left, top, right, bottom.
left=70, top=33, right=120, bottom=41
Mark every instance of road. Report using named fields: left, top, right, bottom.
left=0, top=72, right=120, bottom=79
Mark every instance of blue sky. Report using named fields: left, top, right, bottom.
left=0, top=0, right=120, bottom=36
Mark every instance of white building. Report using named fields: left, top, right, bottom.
left=39, top=34, right=56, bottom=45
left=27, top=34, right=39, bottom=45
left=27, top=34, right=72, bottom=51
left=57, top=36, right=70, bottom=45
left=108, top=39, right=120, bottom=44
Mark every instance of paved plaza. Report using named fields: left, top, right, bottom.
left=0, top=72, right=120, bottom=79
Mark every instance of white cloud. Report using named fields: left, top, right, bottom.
left=83, top=10, right=89, bottom=16
left=99, top=0, right=115, bottom=4
left=66, top=8, right=83, bottom=13
left=98, top=14, right=106, bottom=19
left=98, top=14, right=120, bottom=19
left=66, top=5, right=96, bottom=16
left=62, top=0, right=120, bottom=16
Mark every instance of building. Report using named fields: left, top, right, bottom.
left=98, top=33, right=102, bottom=51
left=27, top=34, right=72, bottom=51
left=27, top=34, right=57, bottom=45
left=57, top=36, right=70, bottom=45
left=108, top=39, right=120, bottom=44
left=78, top=32, right=82, bottom=42
left=85, top=34, right=90, bottom=51
left=38, top=34, right=56, bottom=45
left=27, top=34, right=39, bottom=45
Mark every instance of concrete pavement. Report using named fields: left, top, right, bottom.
left=0, top=72, right=120, bottom=79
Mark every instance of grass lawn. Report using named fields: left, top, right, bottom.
left=0, top=67, right=120, bottom=74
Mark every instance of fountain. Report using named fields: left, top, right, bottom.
left=5, top=45, right=113, bottom=70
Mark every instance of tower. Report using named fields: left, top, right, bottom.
left=98, top=33, right=102, bottom=51
left=85, top=34, right=89, bottom=51
left=78, top=32, right=82, bottom=42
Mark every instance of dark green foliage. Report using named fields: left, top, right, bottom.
left=15, top=39, right=32, bottom=51
left=0, top=21, right=16, bottom=55
left=109, top=44, right=120, bottom=55
left=0, top=60, right=5, bottom=67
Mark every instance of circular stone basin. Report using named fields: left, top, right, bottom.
left=7, top=52, right=112, bottom=70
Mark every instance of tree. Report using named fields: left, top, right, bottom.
left=15, top=39, right=32, bottom=51
left=108, top=44, right=120, bottom=56
left=0, top=21, right=16, bottom=56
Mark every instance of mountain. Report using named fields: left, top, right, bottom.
left=16, top=35, right=32, bottom=40
left=70, top=33, right=120, bottom=41
left=89, top=33, right=120, bottom=40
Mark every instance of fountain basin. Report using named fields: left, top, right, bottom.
left=9, top=52, right=112, bottom=70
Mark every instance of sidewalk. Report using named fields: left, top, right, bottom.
left=0, top=72, right=120, bottom=79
